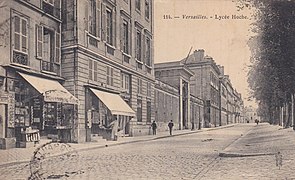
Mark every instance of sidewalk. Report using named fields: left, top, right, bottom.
left=0, top=124, right=234, bottom=167
left=219, top=123, right=295, bottom=157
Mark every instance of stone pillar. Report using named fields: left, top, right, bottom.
left=179, top=78, right=183, bottom=130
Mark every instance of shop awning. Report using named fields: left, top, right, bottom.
left=90, top=88, right=135, bottom=117
left=18, top=72, right=79, bottom=104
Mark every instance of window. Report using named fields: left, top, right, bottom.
left=145, top=0, right=150, bottom=19
left=135, top=0, right=141, bottom=11
left=137, top=99, right=142, bottom=122
left=12, top=14, right=29, bottom=66
left=121, top=73, right=130, bottom=93
left=137, top=78, right=142, bottom=94
left=145, top=36, right=151, bottom=66
left=147, top=82, right=151, bottom=97
left=106, top=8, right=113, bottom=45
left=42, top=0, right=61, bottom=19
left=106, top=66, right=114, bottom=86
left=88, top=60, right=98, bottom=82
left=136, top=30, right=142, bottom=61
left=122, top=19, right=129, bottom=54
left=85, top=0, right=100, bottom=37
left=147, top=101, right=151, bottom=123
left=36, top=25, right=61, bottom=73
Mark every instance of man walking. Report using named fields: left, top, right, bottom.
left=151, top=121, right=157, bottom=135
left=168, top=120, right=174, bottom=135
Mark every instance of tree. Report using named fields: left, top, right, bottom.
left=236, top=0, right=295, bottom=127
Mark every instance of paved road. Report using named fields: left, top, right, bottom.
left=1, top=123, right=294, bottom=179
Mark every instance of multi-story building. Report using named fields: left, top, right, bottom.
left=218, top=65, right=228, bottom=126
left=0, top=0, right=79, bottom=148
left=181, top=49, right=221, bottom=127
left=154, top=61, right=204, bottom=131
left=61, top=0, right=154, bottom=142
left=155, top=61, right=193, bottom=130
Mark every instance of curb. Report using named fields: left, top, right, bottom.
left=219, top=152, right=275, bottom=158
left=0, top=124, right=236, bottom=168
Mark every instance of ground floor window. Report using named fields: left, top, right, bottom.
left=147, top=101, right=151, bottom=123
left=137, top=99, right=142, bottom=122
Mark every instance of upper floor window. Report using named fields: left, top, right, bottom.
left=145, top=36, right=151, bottom=66
left=147, top=82, right=151, bottom=97
left=137, top=78, right=143, bottom=94
left=12, top=13, right=29, bottom=66
left=121, top=73, right=130, bottom=93
left=42, top=0, right=61, bottom=19
left=85, top=0, right=100, bottom=37
left=36, top=25, right=60, bottom=73
left=106, top=8, right=113, bottom=45
left=89, top=60, right=99, bottom=82
left=106, top=66, right=114, bottom=86
left=145, top=0, right=150, bottom=19
left=136, top=30, right=142, bottom=61
left=121, top=19, right=129, bottom=54
left=135, top=0, right=141, bottom=11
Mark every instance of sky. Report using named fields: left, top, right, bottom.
left=154, top=0, right=256, bottom=107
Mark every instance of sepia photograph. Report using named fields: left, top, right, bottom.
left=0, top=0, right=294, bottom=179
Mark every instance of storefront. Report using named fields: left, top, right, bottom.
left=86, top=87, right=135, bottom=141
left=14, top=72, right=78, bottom=144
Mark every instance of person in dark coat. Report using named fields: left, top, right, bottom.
left=151, top=121, right=157, bottom=135
left=168, top=120, right=174, bottom=135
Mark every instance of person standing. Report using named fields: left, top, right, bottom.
left=168, top=120, right=174, bottom=135
left=151, top=121, right=157, bottom=135
left=109, top=118, right=119, bottom=141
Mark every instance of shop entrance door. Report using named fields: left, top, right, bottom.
left=0, top=104, right=7, bottom=138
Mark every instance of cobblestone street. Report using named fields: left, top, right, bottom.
left=1, top=124, right=295, bottom=179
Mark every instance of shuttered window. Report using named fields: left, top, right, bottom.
left=145, top=36, right=151, bottom=66
left=13, top=15, right=28, bottom=54
left=36, top=25, right=43, bottom=58
left=106, top=66, right=114, bottom=86
left=136, top=30, right=141, bottom=61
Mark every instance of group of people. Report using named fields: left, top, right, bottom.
left=151, top=120, right=174, bottom=136
left=109, top=119, right=175, bottom=141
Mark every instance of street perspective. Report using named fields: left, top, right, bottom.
left=0, top=0, right=294, bottom=179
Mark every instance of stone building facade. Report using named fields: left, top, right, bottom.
left=61, top=0, right=154, bottom=142
left=181, top=50, right=221, bottom=127
left=0, top=0, right=79, bottom=148
left=154, top=61, right=204, bottom=131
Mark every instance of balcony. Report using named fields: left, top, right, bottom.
left=13, top=51, right=28, bottom=66
left=41, top=61, right=60, bottom=75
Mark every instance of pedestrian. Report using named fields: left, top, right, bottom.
left=109, top=118, right=119, bottom=141
left=151, top=121, right=157, bottom=135
left=255, top=119, right=259, bottom=125
left=168, top=120, right=174, bottom=135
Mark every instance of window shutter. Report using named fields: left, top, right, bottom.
left=112, top=7, right=116, bottom=47
left=96, top=0, right=101, bottom=38
left=85, top=0, right=89, bottom=31
left=94, top=61, right=98, bottom=82
left=128, top=19, right=131, bottom=55
left=21, top=18, right=28, bottom=53
left=55, top=31, right=60, bottom=63
left=14, top=16, right=21, bottom=51
left=89, top=60, right=93, bottom=80
left=142, top=33, right=146, bottom=64
left=54, top=0, right=61, bottom=19
left=101, top=4, right=106, bottom=41
left=11, top=16, right=15, bottom=51
left=120, top=17, right=123, bottom=51
left=36, top=24, right=43, bottom=58
left=111, top=67, right=114, bottom=86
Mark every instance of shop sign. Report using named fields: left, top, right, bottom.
left=44, top=90, right=78, bottom=104
left=8, top=93, right=15, bottom=128
left=0, top=92, right=9, bottom=104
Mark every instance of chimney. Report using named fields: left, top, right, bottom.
left=219, top=66, right=224, bottom=75
left=193, top=49, right=204, bottom=61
